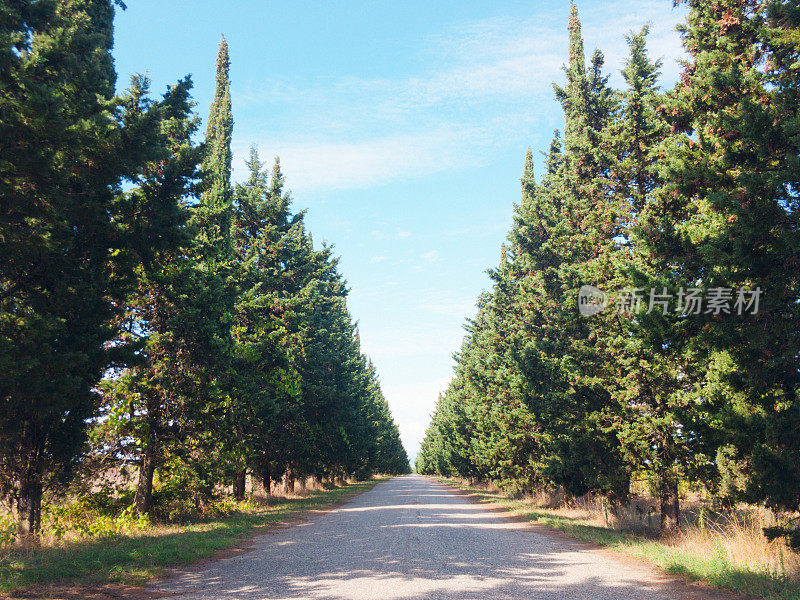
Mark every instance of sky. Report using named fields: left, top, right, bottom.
left=112, top=0, right=687, bottom=463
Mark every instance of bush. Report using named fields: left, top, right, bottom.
left=0, top=515, right=16, bottom=546
left=149, top=486, right=256, bottom=523
left=38, top=489, right=149, bottom=542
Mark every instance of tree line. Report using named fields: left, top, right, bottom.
left=417, top=0, right=799, bottom=541
left=0, top=0, right=409, bottom=539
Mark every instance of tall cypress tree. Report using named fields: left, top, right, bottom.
left=547, top=3, right=628, bottom=500
left=94, top=77, right=203, bottom=516
left=197, top=36, right=234, bottom=261
left=0, top=0, right=194, bottom=536
left=657, top=0, right=800, bottom=523
left=609, top=26, right=705, bottom=531
left=419, top=5, right=630, bottom=501
left=159, top=36, right=236, bottom=507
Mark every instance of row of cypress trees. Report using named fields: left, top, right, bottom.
left=417, top=0, right=799, bottom=537
left=0, top=1, right=409, bottom=538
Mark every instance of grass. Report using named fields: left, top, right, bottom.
left=0, top=479, right=382, bottom=594
left=440, top=478, right=800, bottom=600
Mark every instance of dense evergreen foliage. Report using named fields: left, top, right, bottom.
left=417, top=0, right=800, bottom=538
left=0, top=1, right=408, bottom=538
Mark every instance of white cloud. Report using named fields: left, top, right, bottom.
left=420, top=2, right=686, bottom=101
left=395, top=229, right=412, bottom=239
left=233, top=128, right=482, bottom=192
left=420, top=251, right=438, bottom=263
left=416, top=288, right=477, bottom=318
left=360, top=325, right=465, bottom=362
left=370, top=255, right=388, bottom=263
left=231, top=1, right=687, bottom=192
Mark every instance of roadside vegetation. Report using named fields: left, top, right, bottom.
left=0, top=479, right=381, bottom=594
left=443, top=479, right=800, bottom=600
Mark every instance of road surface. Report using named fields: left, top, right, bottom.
left=154, top=475, right=731, bottom=599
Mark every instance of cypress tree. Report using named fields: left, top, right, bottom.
left=609, top=26, right=703, bottom=531
left=197, top=36, right=234, bottom=261
left=657, top=0, right=800, bottom=524
left=546, top=3, right=628, bottom=500
left=95, top=77, right=203, bottom=516
left=0, top=0, right=195, bottom=536
left=0, top=0, right=116, bottom=536
left=228, top=150, right=300, bottom=499
left=131, top=37, right=237, bottom=511
left=419, top=4, right=630, bottom=502
left=186, top=36, right=237, bottom=502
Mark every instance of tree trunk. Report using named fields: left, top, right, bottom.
left=134, top=444, right=155, bottom=515
left=134, top=397, right=160, bottom=515
left=15, top=475, right=42, bottom=541
left=261, top=466, right=272, bottom=498
left=233, top=468, right=246, bottom=501
left=660, top=475, right=680, bottom=531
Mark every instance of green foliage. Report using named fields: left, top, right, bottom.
left=657, top=0, right=800, bottom=515
left=0, top=0, right=207, bottom=538
left=0, top=516, right=16, bottom=547
left=41, top=500, right=149, bottom=541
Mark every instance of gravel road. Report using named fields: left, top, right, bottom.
left=153, top=475, right=733, bottom=600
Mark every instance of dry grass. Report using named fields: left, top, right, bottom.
left=667, top=510, right=799, bottom=579
left=0, top=474, right=361, bottom=550
left=514, top=491, right=800, bottom=579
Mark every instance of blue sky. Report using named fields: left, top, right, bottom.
left=112, top=0, right=687, bottom=461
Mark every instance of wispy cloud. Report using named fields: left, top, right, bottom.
left=420, top=251, right=438, bottom=263
left=361, top=326, right=465, bottom=361
left=233, top=128, right=482, bottom=192
left=231, top=1, right=686, bottom=193
left=416, top=289, right=477, bottom=318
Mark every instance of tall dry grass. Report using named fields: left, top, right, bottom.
left=668, top=509, right=799, bottom=579
left=514, top=489, right=800, bottom=580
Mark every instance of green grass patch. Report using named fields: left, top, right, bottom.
left=440, top=478, right=800, bottom=600
left=0, top=479, right=382, bottom=594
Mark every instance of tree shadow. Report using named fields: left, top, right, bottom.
left=154, top=476, right=737, bottom=599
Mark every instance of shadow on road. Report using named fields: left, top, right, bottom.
left=157, top=476, right=734, bottom=600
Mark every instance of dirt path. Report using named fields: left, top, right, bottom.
left=147, top=474, right=742, bottom=599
